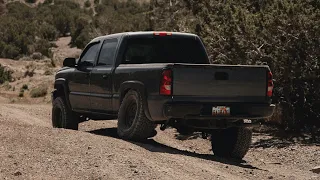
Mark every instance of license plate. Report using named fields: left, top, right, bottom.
left=212, top=106, right=230, bottom=116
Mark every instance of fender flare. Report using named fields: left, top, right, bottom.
left=119, top=81, right=152, bottom=120
left=53, top=78, right=72, bottom=110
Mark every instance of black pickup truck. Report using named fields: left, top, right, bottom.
left=52, top=32, right=275, bottom=159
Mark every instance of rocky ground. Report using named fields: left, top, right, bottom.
left=0, top=99, right=319, bottom=180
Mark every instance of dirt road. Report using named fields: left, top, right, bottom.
left=0, top=100, right=319, bottom=180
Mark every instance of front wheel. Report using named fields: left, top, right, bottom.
left=210, top=127, right=252, bottom=159
left=117, top=90, right=156, bottom=141
left=52, top=97, right=79, bottom=130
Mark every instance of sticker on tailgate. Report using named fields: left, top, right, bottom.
left=212, top=106, right=231, bottom=116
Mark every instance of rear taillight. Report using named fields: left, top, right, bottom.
left=160, top=69, right=172, bottom=95
left=267, top=71, right=274, bottom=97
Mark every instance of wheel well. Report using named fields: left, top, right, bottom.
left=120, top=88, right=132, bottom=104
left=53, top=84, right=65, bottom=100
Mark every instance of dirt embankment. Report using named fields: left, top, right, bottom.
left=0, top=100, right=319, bottom=180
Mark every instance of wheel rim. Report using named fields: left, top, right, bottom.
left=124, top=100, right=137, bottom=128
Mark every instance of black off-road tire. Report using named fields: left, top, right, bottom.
left=52, top=97, right=79, bottom=130
left=117, top=90, right=156, bottom=141
left=210, top=127, right=252, bottom=159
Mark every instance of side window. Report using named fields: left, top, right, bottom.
left=79, top=42, right=100, bottom=66
left=97, top=38, right=118, bottom=66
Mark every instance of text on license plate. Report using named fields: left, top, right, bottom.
left=212, top=106, right=231, bottom=116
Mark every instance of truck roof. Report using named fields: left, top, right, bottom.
left=90, top=31, right=198, bottom=43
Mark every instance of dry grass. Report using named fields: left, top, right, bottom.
left=30, top=85, right=48, bottom=98
left=266, top=105, right=283, bottom=125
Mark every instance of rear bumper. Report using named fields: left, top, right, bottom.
left=163, top=103, right=275, bottom=120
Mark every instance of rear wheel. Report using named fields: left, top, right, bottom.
left=117, top=90, right=156, bottom=141
left=210, top=127, right=252, bottom=159
left=52, top=97, right=79, bottom=130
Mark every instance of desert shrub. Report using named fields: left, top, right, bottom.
left=24, top=68, right=35, bottom=77
left=0, top=64, right=12, bottom=84
left=44, top=69, right=52, bottom=75
left=6, top=2, right=36, bottom=19
left=151, top=0, right=320, bottom=131
left=0, top=4, right=36, bottom=59
left=31, top=52, right=43, bottom=60
left=2, top=81, right=12, bottom=90
left=22, top=84, right=29, bottom=90
left=34, top=39, right=52, bottom=57
left=30, top=85, right=48, bottom=98
left=51, top=6, right=73, bottom=36
left=43, top=0, right=53, bottom=4
left=94, top=0, right=150, bottom=35
left=70, top=16, right=90, bottom=47
left=71, top=26, right=92, bottom=48
left=54, top=0, right=80, bottom=9
left=0, top=1, right=87, bottom=58
left=0, top=14, right=36, bottom=59
left=19, top=89, right=24, bottom=97
left=2, top=45, right=20, bottom=59
left=39, top=23, right=58, bottom=41
left=85, top=0, right=91, bottom=8
left=25, top=0, right=36, bottom=3
left=0, top=0, right=151, bottom=58
left=0, top=0, right=5, bottom=15
left=94, top=0, right=99, bottom=5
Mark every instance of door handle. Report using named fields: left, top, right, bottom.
left=102, top=74, right=108, bottom=79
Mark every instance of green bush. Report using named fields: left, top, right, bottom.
left=30, top=85, right=48, bottom=98
left=22, top=84, right=28, bottom=90
left=25, top=0, right=36, bottom=3
left=0, top=0, right=5, bottom=15
left=44, top=0, right=53, bottom=4
left=151, top=0, right=320, bottom=131
left=0, top=1, right=88, bottom=59
left=54, top=0, right=80, bottom=9
left=34, top=39, right=52, bottom=58
left=0, top=64, right=12, bottom=84
left=85, top=0, right=91, bottom=8
left=2, top=81, right=12, bottom=90
left=19, top=89, right=24, bottom=97
left=0, top=0, right=150, bottom=58
left=94, top=0, right=150, bottom=34
left=39, top=23, right=58, bottom=41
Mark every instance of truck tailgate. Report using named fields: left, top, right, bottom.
left=172, top=64, right=268, bottom=102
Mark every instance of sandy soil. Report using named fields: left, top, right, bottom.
left=0, top=99, right=319, bottom=180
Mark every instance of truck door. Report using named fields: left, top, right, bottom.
left=90, top=38, right=119, bottom=113
left=68, top=41, right=101, bottom=111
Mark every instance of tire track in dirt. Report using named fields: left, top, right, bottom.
left=0, top=104, right=51, bottom=127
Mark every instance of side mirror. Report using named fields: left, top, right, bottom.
left=63, top=58, right=76, bottom=67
